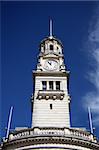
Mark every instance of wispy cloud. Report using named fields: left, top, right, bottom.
left=83, top=5, right=99, bottom=126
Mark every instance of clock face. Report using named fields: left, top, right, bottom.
left=44, top=60, right=58, bottom=71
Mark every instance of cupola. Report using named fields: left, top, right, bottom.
left=39, top=20, right=63, bottom=55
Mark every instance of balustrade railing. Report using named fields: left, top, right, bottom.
left=8, top=127, right=96, bottom=143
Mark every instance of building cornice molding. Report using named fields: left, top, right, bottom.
left=1, top=127, right=99, bottom=149
left=2, top=135, right=99, bottom=150
left=32, top=71, right=70, bottom=77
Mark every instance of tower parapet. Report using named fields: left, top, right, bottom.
left=1, top=127, right=99, bottom=150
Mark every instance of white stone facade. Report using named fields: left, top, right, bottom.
left=32, top=75, right=70, bottom=128
left=32, top=36, right=70, bottom=128
left=14, top=144, right=94, bottom=150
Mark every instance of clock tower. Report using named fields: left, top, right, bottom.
left=1, top=20, right=99, bottom=150
left=31, top=20, right=71, bottom=128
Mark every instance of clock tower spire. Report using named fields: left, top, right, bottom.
left=49, top=19, right=53, bottom=38
left=31, top=21, right=71, bottom=128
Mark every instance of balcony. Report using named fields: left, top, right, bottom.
left=37, top=90, right=64, bottom=100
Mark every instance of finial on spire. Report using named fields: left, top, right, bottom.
left=49, top=19, right=53, bottom=38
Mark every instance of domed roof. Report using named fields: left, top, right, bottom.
left=40, top=36, right=63, bottom=48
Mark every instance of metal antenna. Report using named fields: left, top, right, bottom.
left=88, top=107, right=93, bottom=134
left=49, top=19, right=53, bottom=38
left=6, top=106, right=13, bottom=139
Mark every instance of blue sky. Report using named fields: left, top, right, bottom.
left=1, top=1, right=99, bottom=138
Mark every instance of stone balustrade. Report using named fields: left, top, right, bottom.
left=8, top=127, right=97, bottom=143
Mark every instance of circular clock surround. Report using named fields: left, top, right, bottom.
left=44, top=59, right=58, bottom=71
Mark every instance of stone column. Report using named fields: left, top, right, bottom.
left=47, top=81, right=49, bottom=90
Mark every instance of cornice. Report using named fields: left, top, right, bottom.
left=38, top=52, right=64, bottom=58
left=1, top=127, right=99, bottom=149
left=32, top=71, right=70, bottom=77
left=2, top=135, right=99, bottom=150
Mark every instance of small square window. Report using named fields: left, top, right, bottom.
left=50, top=104, right=52, bottom=110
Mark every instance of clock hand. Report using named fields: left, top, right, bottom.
left=48, top=61, right=51, bottom=65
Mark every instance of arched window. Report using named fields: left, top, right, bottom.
left=50, top=44, right=53, bottom=50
